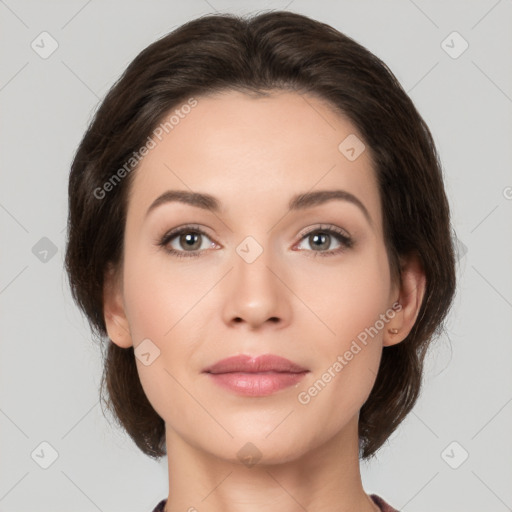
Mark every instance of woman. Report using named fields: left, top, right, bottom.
left=64, top=10, right=456, bottom=512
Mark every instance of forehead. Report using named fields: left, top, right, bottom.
left=127, top=89, right=382, bottom=230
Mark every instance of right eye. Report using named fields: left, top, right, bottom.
left=158, top=225, right=218, bottom=258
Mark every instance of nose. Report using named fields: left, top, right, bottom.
left=221, top=241, right=292, bottom=331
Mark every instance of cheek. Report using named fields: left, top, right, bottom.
left=292, top=245, right=391, bottom=405
left=122, top=244, right=207, bottom=344
left=121, top=246, right=213, bottom=422
left=292, top=261, right=388, bottom=439
left=293, top=244, right=392, bottom=349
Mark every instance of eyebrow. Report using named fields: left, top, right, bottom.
left=145, top=189, right=372, bottom=225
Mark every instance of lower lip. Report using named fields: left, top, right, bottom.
left=206, top=371, right=308, bottom=396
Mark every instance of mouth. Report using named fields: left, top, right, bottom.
left=202, top=354, right=309, bottom=397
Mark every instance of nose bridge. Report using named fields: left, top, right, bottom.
left=234, top=232, right=278, bottom=300
left=222, top=232, right=290, bottom=328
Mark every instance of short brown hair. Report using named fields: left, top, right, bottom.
left=64, top=10, right=456, bottom=460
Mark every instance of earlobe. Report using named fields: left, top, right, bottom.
left=103, top=264, right=133, bottom=348
left=383, top=252, right=426, bottom=347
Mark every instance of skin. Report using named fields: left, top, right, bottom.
left=103, top=90, right=426, bottom=512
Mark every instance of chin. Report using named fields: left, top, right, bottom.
left=203, top=432, right=313, bottom=468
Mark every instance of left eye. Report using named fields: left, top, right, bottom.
left=295, top=227, right=353, bottom=255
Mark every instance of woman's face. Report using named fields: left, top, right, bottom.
left=105, top=89, right=403, bottom=464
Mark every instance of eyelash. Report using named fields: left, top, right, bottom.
left=157, top=224, right=354, bottom=259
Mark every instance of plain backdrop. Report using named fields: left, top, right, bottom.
left=1, top=1, right=511, bottom=511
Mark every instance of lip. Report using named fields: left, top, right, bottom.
left=203, top=354, right=309, bottom=397
left=203, top=354, right=308, bottom=374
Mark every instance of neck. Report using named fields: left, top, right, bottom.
left=163, top=416, right=379, bottom=512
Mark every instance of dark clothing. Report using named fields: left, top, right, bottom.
left=151, top=493, right=399, bottom=511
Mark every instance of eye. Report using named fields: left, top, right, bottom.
left=158, top=225, right=217, bottom=258
left=157, top=223, right=354, bottom=259
left=295, top=225, right=353, bottom=257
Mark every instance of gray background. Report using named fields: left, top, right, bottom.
left=1, top=1, right=511, bottom=511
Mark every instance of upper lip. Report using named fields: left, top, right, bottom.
left=203, top=354, right=308, bottom=374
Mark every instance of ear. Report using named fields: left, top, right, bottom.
left=383, top=251, right=426, bottom=347
left=103, top=263, right=133, bottom=348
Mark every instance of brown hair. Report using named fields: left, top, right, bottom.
left=64, top=10, right=456, bottom=460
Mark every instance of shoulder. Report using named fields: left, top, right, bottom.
left=150, top=498, right=167, bottom=512
left=370, top=494, right=401, bottom=512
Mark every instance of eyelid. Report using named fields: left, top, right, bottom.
left=296, top=223, right=351, bottom=242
